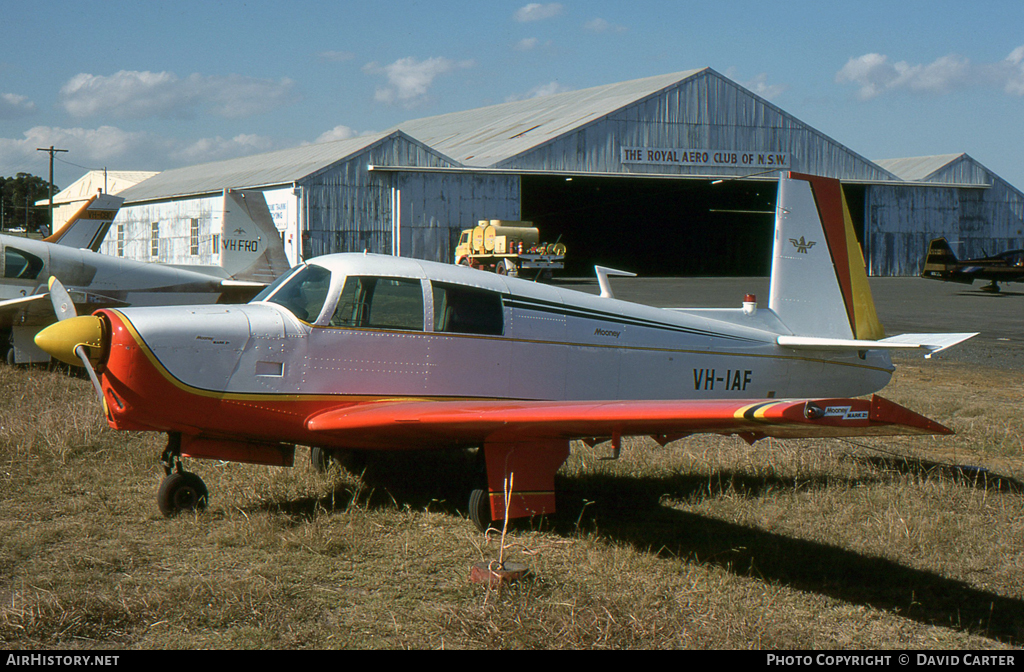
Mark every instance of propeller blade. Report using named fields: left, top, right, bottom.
left=47, top=277, right=77, bottom=321
left=75, top=344, right=104, bottom=403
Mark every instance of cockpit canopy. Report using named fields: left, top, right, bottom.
left=254, top=261, right=504, bottom=336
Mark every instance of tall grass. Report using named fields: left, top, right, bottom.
left=1, top=360, right=1022, bottom=649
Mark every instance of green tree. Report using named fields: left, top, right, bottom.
left=1, top=173, right=57, bottom=234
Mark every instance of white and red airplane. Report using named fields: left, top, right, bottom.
left=33, top=172, right=975, bottom=531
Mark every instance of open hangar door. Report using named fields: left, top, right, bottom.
left=521, top=175, right=867, bottom=278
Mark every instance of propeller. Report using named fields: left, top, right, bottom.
left=35, top=277, right=106, bottom=403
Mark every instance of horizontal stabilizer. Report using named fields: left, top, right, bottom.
left=778, top=332, right=977, bottom=358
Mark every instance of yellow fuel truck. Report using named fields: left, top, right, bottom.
left=453, top=220, right=566, bottom=280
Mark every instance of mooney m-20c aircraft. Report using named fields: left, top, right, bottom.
left=34, top=172, right=976, bottom=531
left=1, top=189, right=290, bottom=363
left=921, top=237, right=1024, bottom=293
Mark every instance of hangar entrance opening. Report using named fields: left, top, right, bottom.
left=521, top=176, right=867, bottom=278
left=521, top=175, right=778, bottom=277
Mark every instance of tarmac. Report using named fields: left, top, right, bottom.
left=552, top=275, right=1024, bottom=373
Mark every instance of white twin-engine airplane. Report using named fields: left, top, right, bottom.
left=34, top=172, right=975, bottom=531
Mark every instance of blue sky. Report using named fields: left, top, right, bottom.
left=3, top=1, right=1023, bottom=189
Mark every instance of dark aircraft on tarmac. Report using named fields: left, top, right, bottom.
left=921, top=237, right=1024, bottom=293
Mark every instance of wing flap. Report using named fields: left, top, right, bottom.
left=305, top=395, right=950, bottom=448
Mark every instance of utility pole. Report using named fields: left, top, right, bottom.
left=36, top=145, right=68, bottom=234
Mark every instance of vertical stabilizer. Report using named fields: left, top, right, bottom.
left=220, top=189, right=292, bottom=283
left=43, top=193, right=124, bottom=252
left=768, top=172, right=884, bottom=340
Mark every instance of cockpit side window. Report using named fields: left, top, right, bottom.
left=264, top=264, right=332, bottom=322
left=4, top=247, right=44, bottom=280
left=330, top=276, right=424, bottom=331
left=432, top=282, right=504, bottom=336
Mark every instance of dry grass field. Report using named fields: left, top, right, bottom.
left=0, top=356, right=1022, bottom=650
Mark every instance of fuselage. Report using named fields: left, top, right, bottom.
left=1, top=234, right=229, bottom=313
left=94, top=253, right=894, bottom=449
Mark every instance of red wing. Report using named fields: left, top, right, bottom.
left=305, top=395, right=950, bottom=449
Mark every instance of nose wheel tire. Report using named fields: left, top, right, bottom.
left=157, top=471, right=209, bottom=516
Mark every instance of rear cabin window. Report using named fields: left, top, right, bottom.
left=264, top=263, right=332, bottom=322
left=331, top=276, right=424, bottom=331
left=432, top=282, right=504, bottom=336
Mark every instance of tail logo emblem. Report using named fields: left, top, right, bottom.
left=789, top=236, right=817, bottom=254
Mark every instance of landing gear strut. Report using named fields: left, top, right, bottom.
left=157, top=432, right=208, bottom=516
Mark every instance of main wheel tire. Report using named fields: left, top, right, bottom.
left=469, top=488, right=493, bottom=533
left=310, top=446, right=333, bottom=473
left=157, top=471, right=209, bottom=517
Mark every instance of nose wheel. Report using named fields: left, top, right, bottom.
left=158, top=432, right=208, bottom=516
left=157, top=471, right=208, bottom=516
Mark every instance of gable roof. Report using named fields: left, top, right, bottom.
left=390, top=70, right=706, bottom=167
left=118, top=131, right=449, bottom=203
left=874, top=154, right=967, bottom=182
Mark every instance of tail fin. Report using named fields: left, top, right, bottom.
left=219, top=189, right=292, bottom=283
left=921, top=238, right=972, bottom=283
left=768, top=172, right=884, bottom=340
left=43, top=193, right=124, bottom=252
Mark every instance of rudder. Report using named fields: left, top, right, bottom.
left=768, top=172, right=884, bottom=341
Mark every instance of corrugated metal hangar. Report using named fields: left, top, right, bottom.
left=110, top=68, right=1024, bottom=277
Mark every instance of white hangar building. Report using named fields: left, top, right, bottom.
left=110, top=68, right=1024, bottom=277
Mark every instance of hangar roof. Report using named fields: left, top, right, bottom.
left=874, top=154, right=967, bottom=182
left=35, top=169, right=158, bottom=206
left=118, top=131, right=442, bottom=203
left=389, top=70, right=705, bottom=168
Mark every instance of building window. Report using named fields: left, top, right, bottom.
left=190, top=219, right=199, bottom=256
left=116, top=223, right=124, bottom=257
left=150, top=222, right=159, bottom=257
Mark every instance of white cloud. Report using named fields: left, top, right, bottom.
left=363, top=56, right=473, bottom=106
left=0, top=93, right=37, bottom=120
left=514, top=3, right=564, bottom=22
left=515, top=38, right=539, bottom=51
left=996, top=45, right=1024, bottom=96
left=314, top=125, right=358, bottom=143
left=0, top=124, right=286, bottom=182
left=506, top=81, right=572, bottom=102
left=833, top=50, right=1020, bottom=100
left=170, top=133, right=277, bottom=164
left=740, top=73, right=788, bottom=101
left=59, top=70, right=297, bottom=119
left=583, top=18, right=626, bottom=33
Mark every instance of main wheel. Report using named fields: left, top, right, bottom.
left=469, top=488, right=494, bottom=533
left=157, top=471, right=209, bottom=516
left=310, top=446, right=333, bottom=473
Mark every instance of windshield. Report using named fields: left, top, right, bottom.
left=262, top=263, right=332, bottom=322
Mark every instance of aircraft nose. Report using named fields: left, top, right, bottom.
left=34, top=315, right=108, bottom=367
